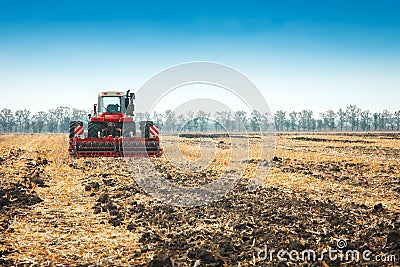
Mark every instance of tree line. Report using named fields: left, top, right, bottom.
left=0, top=105, right=399, bottom=133
left=272, top=105, right=400, bottom=132
left=0, top=107, right=88, bottom=133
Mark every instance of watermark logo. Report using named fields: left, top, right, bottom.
left=256, top=240, right=398, bottom=264
left=336, top=239, right=347, bottom=250
left=124, top=62, right=275, bottom=207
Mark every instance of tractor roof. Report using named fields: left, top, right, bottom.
left=98, top=91, right=124, bottom=97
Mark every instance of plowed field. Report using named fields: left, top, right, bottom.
left=1, top=133, right=399, bottom=266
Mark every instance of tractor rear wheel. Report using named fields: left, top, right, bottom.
left=140, top=121, right=154, bottom=138
left=88, top=122, right=103, bottom=138
left=122, top=122, right=136, bottom=138
left=69, top=121, right=83, bottom=139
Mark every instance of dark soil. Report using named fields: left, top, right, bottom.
left=90, top=178, right=400, bottom=266
left=291, top=136, right=373, bottom=144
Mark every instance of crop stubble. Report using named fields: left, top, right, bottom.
left=0, top=133, right=399, bottom=266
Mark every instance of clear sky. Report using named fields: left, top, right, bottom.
left=0, top=0, right=399, bottom=114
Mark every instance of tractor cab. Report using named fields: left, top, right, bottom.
left=98, top=91, right=126, bottom=114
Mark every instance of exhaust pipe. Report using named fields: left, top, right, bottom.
left=126, top=90, right=135, bottom=116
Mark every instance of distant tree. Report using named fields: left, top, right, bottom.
left=164, top=110, right=176, bottom=133
left=387, top=111, right=395, bottom=131
left=71, top=108, right=89, bottom=122
left=215, top=111, right=233, bottom=132
left=32, top=111, right=46, bottom=133
left=47, top=109, right=58, bottom=133
left=249, top=110, right=261, bottom=131
left=234, top=111, right=248, bottom=131
left=22, top=110, right=31, bottom=133
left=346, top=105, right=361, bottom=131
left=394, top=111, right=400, bottom=131
left=176, top=114, right=186, bottom=132
left=261, top=112, right=272, bottom=131
left=183, top=111, right=195, bottom=132
left=283, top=119, right=290, bottom=131
left=152, top=111, right=164, bottom=130
left=197, top=110, right=210, bottom=132
left=135, top=112, right=151, bottom=122
left=0, top=108, right=15, bottom=132
left=373, top=113, right=379, bottom=131
left=289, top=111, right=299, bottom=131
left=274, top=110, right=286, bottom=131
left=337, top=108, right=347, bottom=131
left=316, top=119, right=323, bottom=131
left=3, top=105, right=400, bottom=134
left=299, top=110, right=313, bottom=131
left=324, top=110, right=336, bottom=131
left=378, top=110, right=392, bottom=131
left=311, top=118, right=317, bottom=131
left=360, top=110, right=371, bottom=131
left=15, top=110, right=24, bottom=132
left=381, top=110, right=393, bottom=131
left=56, top=106, right=71, bottom=133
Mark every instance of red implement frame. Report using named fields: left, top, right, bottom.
left=68, top=136, right=162, bottom=157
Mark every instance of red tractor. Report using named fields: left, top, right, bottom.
left=68, top=90, right=162, bottom=157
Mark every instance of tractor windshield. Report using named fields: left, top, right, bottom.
left=100, top=96, right=123, bottom=113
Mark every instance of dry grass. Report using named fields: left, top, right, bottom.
left=0, top=133, right=399, bottom=266
left=1, top=135, right=140, bottom=265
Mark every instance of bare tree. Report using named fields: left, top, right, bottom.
left=152, top=111, right=164, bottom=131
left=22, top=110, right=31, bottom=133
left=360, top=110, right=371, bottom=131
left=289, top=111, right=298, bottom=131
left=346, top=105, right=361, bottom=131
left=381, top=110, right=393, bottom=131
left=234, top=111, right=248, bottom=132
left=337, top=108, right=347, bottom=131
left=274, top=110, right=286, bottom=131
left=0, top=109, right=15, bottom=132
left=15, top=110, right=24, bottom=132
left=373, top=113, right=379, bottom=131
left=322, top=110, right=336, bottom=131
left=394, top=111, right=400, bottom=131
left=32, top=111, right=47, bottom=133
left=249, top=110, right=261, bottom=131
left=215, top=111, right=233, bottom=132
left=164, top=110, right=176, bottom=133
left=299, top=110, right=313, bottom=131
left=316, top=119, right=323, bottom=131
left=261, top=112, right=272, bottom=131
left=175, top=114, right=186, bottom=132
left=197, top=111, right=210, bottom=132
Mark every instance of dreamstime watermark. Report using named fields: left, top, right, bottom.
left=123, top=62, right=276, bottom=207
left=256, top=239, right=398, bottom=264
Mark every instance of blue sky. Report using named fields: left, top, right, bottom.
left=0, top=0, right=399, bottom=114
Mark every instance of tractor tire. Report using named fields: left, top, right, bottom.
left=69, top=121, right=83, bottom=139
left=140, top=121, right=153, bottom=138
left=122, top=122, right=136, bottom=138
left=88, top=122, right=103, bottom=138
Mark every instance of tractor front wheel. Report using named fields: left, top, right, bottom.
left=88, top=122, right=103, bottom=138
